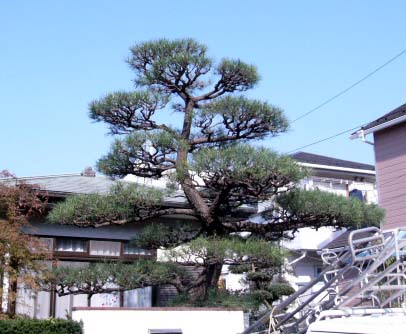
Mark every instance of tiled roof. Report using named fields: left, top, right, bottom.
left=359, top=103, right=406, bottom=132
left=8, top=174, right=117, bottom=195
left=291, top=152, right=375, bottom=171
left=1, top=174, right=187, bottom=206
left=0, top=174, right=191, bottom=240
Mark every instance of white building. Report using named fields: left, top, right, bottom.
left=222, top=151, right=377, bottom=293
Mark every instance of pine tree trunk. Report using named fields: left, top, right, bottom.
left=176, top=98, right=224, bottom=301
left=189, top=262, right=223, bottom=301
left=194, top=263, right=222, bottom=299
left=205, top=263, right=223, bottom=292
left=87, top=294, right=93, bottom=307
left=8, top=277, right=17, bottom=317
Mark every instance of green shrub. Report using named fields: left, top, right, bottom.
left=0, top=318, right=83, bottom=334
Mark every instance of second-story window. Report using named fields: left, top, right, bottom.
left=55, top=238, right=87, bottom=252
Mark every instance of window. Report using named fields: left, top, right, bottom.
left=124, top=287, right=152, bottom=307
left=314, top=265, right=323, bottom=277
left=55, top=238, right=87, bottom=252
left=123, top=242, right=153, bottom=256
left=349, top=189, right=365, bottom=201
left=89, top=240, right=121, bottom=257
left=28, top=237, right=53, bottom=253
left=39, top=238, right=53, bottom=251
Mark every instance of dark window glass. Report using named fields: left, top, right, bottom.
left=123, top=243, right=152, bottom=255
left=349, top=189, right=364, bottom=201
left=55, top=238, right=86, bottom=252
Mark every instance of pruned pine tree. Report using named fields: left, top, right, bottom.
left=48, top=39, right=383, bottom=308
left=40, top=260, right=189, bottom=306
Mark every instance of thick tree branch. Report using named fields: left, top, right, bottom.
left=72, top=208, right=198, bottom=228
left=176, top=99, right=214, bottom=227
left=190, top=96, right=288, bottom=148
left=97, top=130, right=178, bottom=178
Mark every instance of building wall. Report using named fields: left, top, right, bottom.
left=278, top=172, right=377, bottom=298
left=374, top=123, right=406, bottom=230
left=12, top=241, right=155, bottom=319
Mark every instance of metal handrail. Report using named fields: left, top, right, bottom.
left=240, top=227, right=406, bottom=334
left=240, top=250, right=352, bottom=334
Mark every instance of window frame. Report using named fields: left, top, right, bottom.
left=54, top=237, right=89, bottom=256
left=121, top=241, right=154, bottom=258
left=50, top=238, right=156, bottom=260
left=89, top=240, right=122, bottom=257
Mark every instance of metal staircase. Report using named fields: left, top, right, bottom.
left=241, top=227, right=406, bottom=334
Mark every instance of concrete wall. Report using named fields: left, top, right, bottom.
left=374, top=123, right=406, bottom=230
left=283, top=253, right=327, bottom=308
left=72, top=307, right=245, bottom=334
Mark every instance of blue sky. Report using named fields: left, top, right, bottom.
left=1, top=1, right=405, bottom=176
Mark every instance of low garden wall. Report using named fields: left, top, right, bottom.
left=72, top=307, right=245, bottom=334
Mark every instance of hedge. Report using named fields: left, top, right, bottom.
left=0, top=318, right=83, bottom=334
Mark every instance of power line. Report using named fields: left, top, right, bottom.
left=286, top=123, right=366, bottom=154
left=292, top=48, right=406, bottom=123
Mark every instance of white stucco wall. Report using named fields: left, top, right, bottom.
left=1, top=270, right=9, bottom=313
left=72, top=308, right=245, bottom=334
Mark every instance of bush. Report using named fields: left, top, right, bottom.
left=0, top=318, right=83, bottom=334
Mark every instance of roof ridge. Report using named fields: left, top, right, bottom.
left=294, top=151, right=374, bottom=165
left=9, top=173, right=111, bottom=181
left=291, top=151, right=375, bottom=171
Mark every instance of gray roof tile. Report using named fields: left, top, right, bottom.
left=1, top=174, right=187, bottom=205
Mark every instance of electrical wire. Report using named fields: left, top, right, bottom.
left=291, top=48, right=406, bottom=123
left=286, top=123, right=367, bottom=154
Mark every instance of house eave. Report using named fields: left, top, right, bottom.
left=350, top=114, right=406, bottom=139
left=298, top=162, right=376, bottom=176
